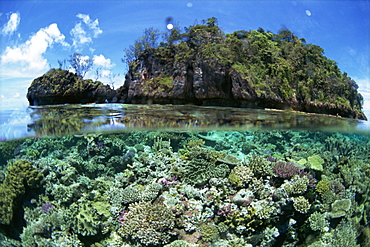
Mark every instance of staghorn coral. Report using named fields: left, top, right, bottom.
left=118, top=201, right=176, bottom=246
left=152, top=137, right=172, bottom=155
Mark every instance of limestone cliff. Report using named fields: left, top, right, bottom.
left=117, top=48, right=366, bottom=120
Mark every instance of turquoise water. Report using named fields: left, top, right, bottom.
left=0, top=104, right=369, bottom=246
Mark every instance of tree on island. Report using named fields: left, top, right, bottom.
left=68, top=53, right=93, bottom=78
left=118, top=17, right=365, bottom=119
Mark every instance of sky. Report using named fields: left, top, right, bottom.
left=0, top=0, right=369, bottom=117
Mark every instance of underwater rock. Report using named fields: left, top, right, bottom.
left=232, top=189, right=255, bottom=206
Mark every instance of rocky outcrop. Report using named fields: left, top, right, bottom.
left=118, top=51, right=234, bottom=106
left=27, top=69, right=118, bottom=106
left=117, top=49, right=367, bottom=120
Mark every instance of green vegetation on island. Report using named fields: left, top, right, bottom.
left=27, top=17, right=366, bottom=120
left=122, top=17, right=366, bottom=119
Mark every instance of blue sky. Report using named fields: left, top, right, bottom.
left=0, top=0, right=369, bottom=116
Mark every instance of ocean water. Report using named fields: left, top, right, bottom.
left=0, top=104, right=369, bottom=246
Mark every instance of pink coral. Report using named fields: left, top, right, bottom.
left=273, top=161, right=300, bottom=178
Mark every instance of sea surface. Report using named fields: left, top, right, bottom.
left=0, top=104, right=369, bottom=246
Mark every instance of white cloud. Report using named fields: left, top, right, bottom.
left=1, top=23, right=68, bottom=75
left=2, top=12, right=20, bottom=36
left=93, top=54, right=114, bottom=68
left=71, top=14, right=102, bottom=48
left=101, top=69, right=111, bottom=77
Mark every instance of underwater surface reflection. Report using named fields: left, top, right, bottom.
left=0, top=104, right=369, bottom=141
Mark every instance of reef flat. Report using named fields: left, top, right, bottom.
left=0, top=130, right=369, bottom=246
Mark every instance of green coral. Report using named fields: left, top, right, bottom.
left=293, top=196, right=310, bottom=214
left=329, top=198, right=351, bottom=218
left=315, top=179, right=331, bottom=195
left=308, top=211, right=329, bottom=232
left=308, top=219, right=359, bottom=247
left=200, top=223, right=219, bottom=243
left=246, top=154, right=273, bottom=177
left=253, top=201, right=278, bottom=219
left=228, top=165, right=253, bottom=187
left=107, top=183, right=162, bottom=206
left=283, top=175, right=309, bottom=195
left=164, top=240, right=198, bottom=247
left=0, top=139, right=23, bottom=165
left=152, top=137, right=172, bottom=155
left=0, top=160, right=43, bottom=225
left=307, top=154, right=324, bottom=171
left=64, top=198, right=112, bottom=237
left=181, top=145, right=229, bottom=185
left=119, top=201, right=176, bottom=246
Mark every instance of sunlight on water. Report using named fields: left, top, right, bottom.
left=1, top=104, right=368, bottom=141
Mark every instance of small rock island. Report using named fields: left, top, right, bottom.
left=27, top=18, right=367, bottom=120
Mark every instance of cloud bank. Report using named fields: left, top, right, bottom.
left=1, top=23, right=68, bottom=75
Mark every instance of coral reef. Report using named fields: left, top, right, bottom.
left=0, top=129, right=369, bottom=246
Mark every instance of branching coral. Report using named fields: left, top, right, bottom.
left=273, top=161, right=300, bottom=178
left=282, top=175, right=309, bottom=195
left=181, top=145, right=229, bottom=185
left=308, top=211, right=329, bottom=232
left=118, top=201, right=176, bottom=246
left=228, top=165, right=253, bottom=187
left=246, top=154, right=273, bottom=177
left=292, top=196, right=310, bottom=214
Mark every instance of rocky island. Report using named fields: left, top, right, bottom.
left=27, top=18, right=367, bottom=120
